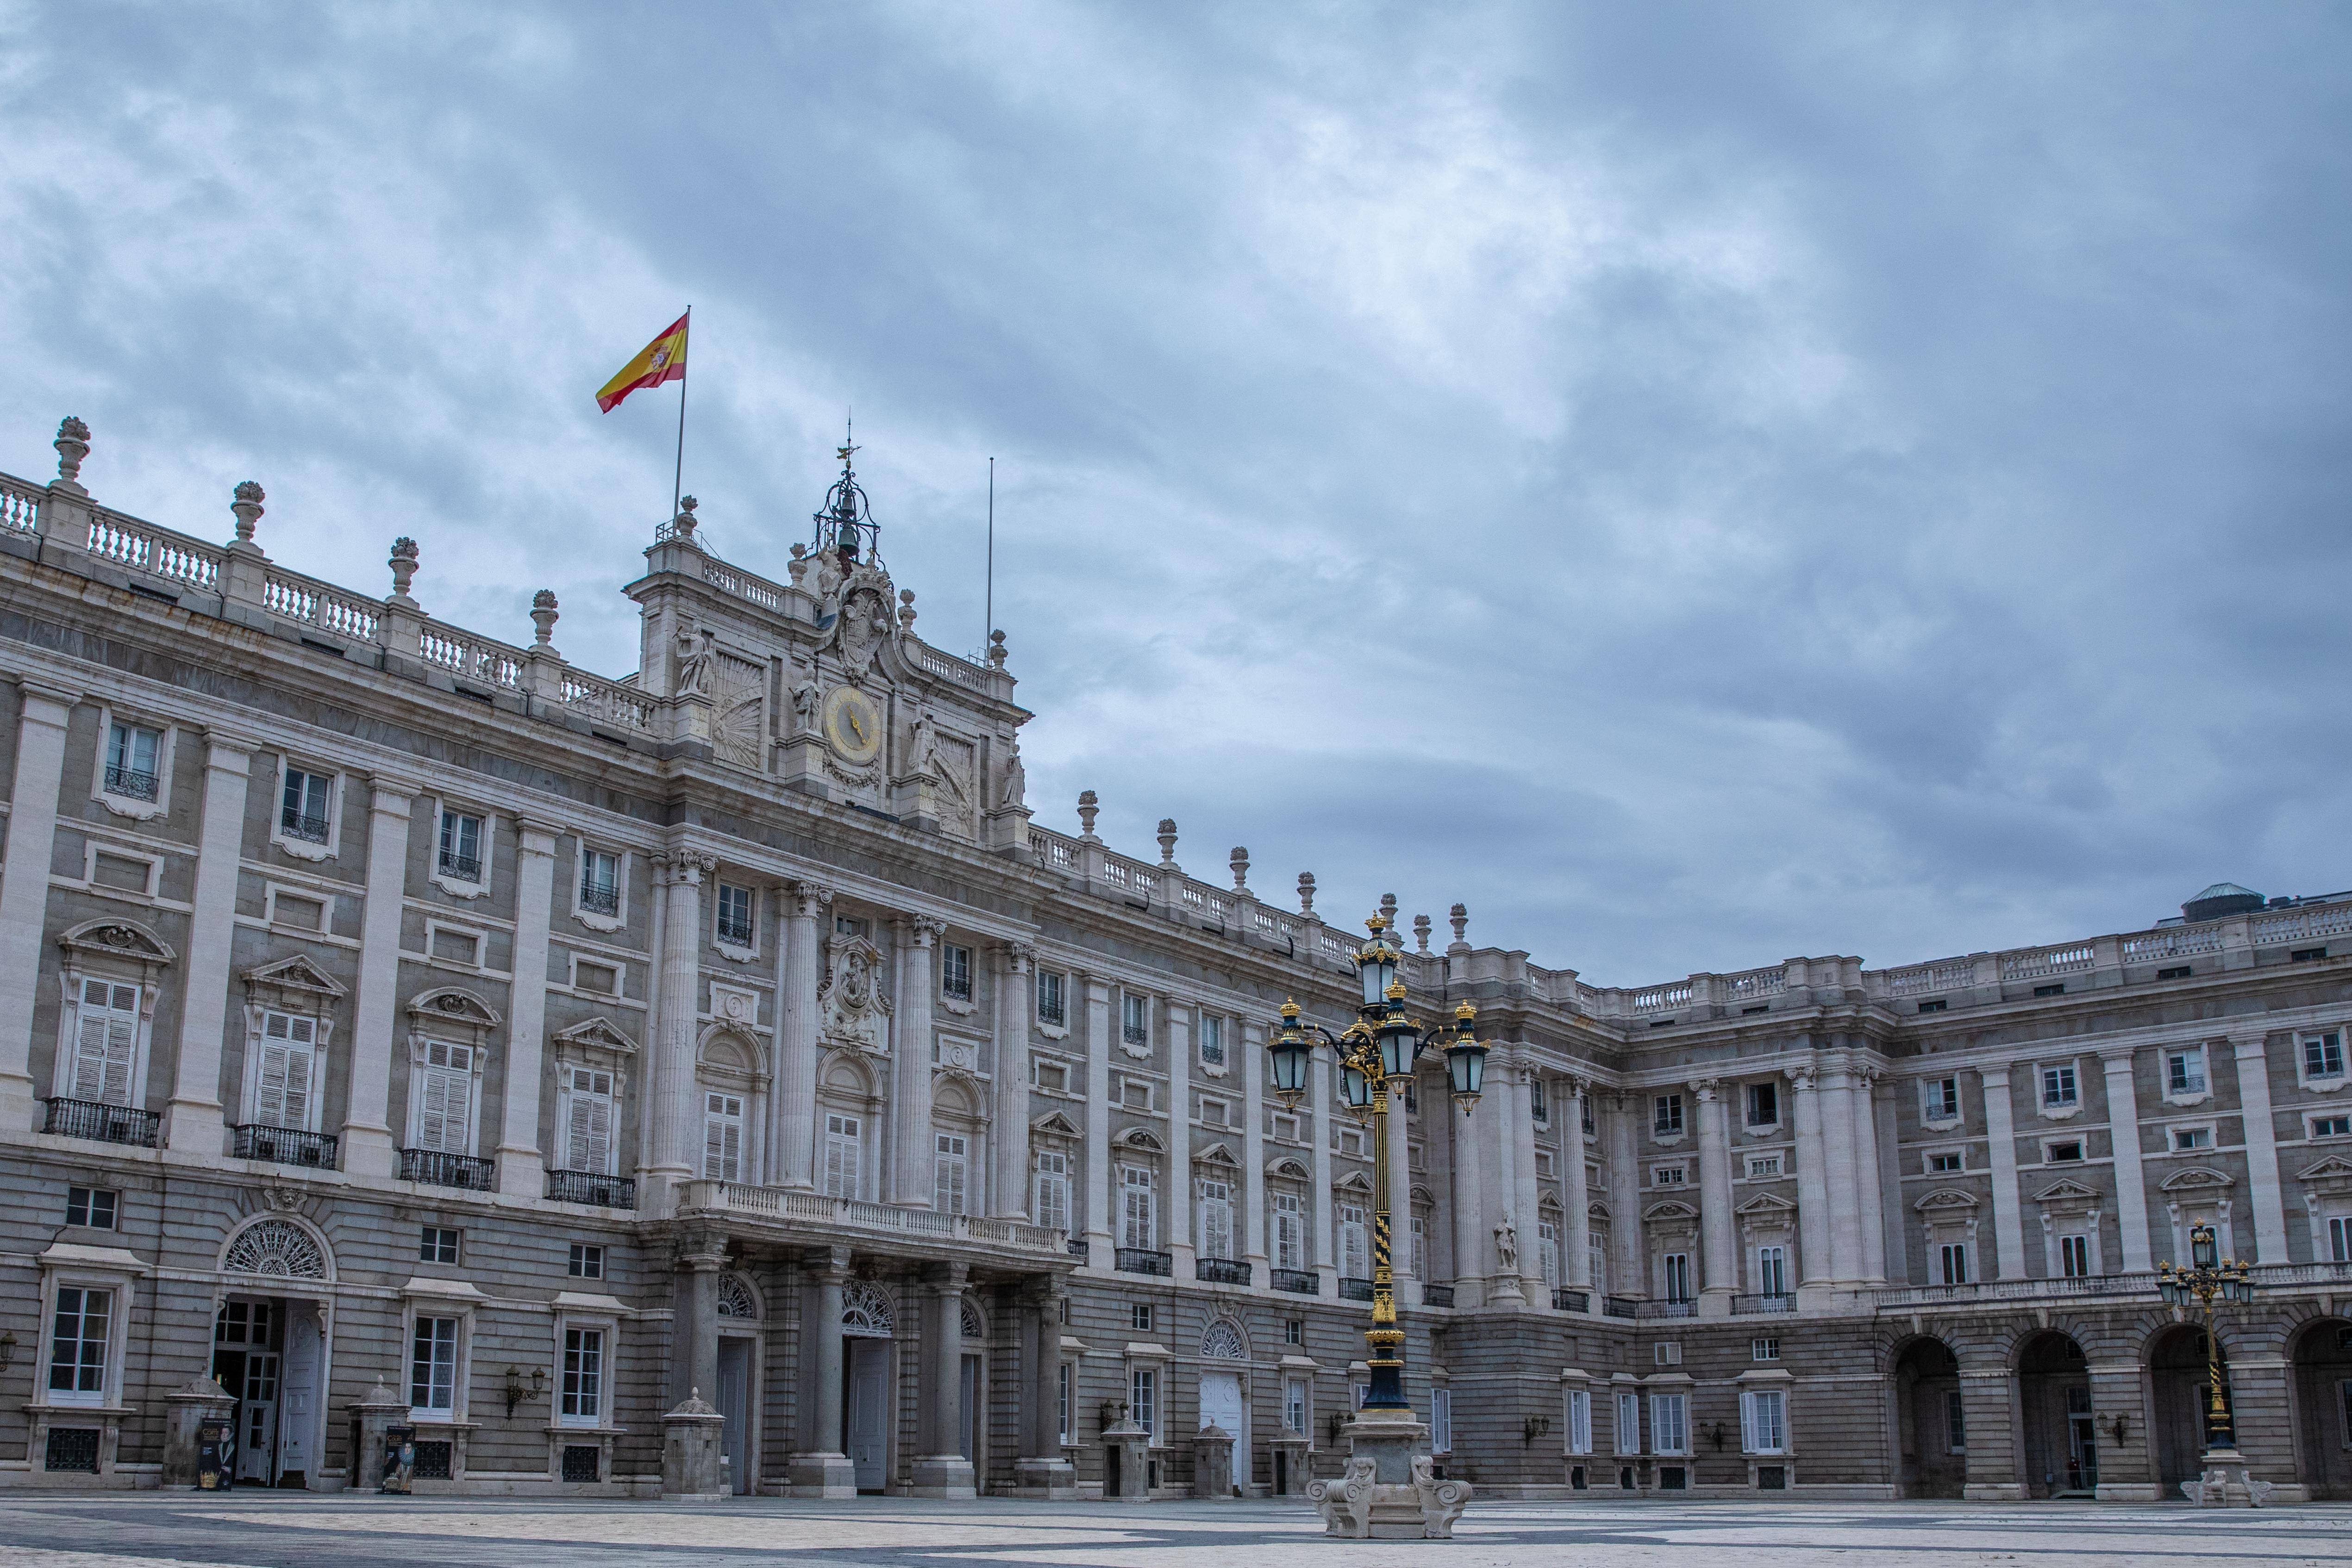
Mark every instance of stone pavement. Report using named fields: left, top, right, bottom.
left=2, top=1495, right=2351, bottom=1568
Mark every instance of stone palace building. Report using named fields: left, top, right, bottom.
left=0, top=415, right=2348, bottom=1503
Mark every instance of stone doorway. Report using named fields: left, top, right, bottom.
left=2150, top=1323, right=2227, bottom=1498
left=1892, top=1337, right=1965, bottom=1498
left=2017, top=1331, right=2095, bottom=1498
left=2290, top=1318, right=2352, bottom=1499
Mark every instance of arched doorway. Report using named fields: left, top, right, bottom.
left=1892, top=1337, right=1965, bottom=1498
left=2290, top=1318, right=2352, bottom=1499
left=2150, top=1323, right=2227, bottom=1498
left=2017, top=1331, right=2095, bottom=1498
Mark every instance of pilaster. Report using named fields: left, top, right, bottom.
left=0, top=681, right=74, bottom=1128
left=647, top=851, right=713, bottom=1199
left=990, top=943, right=1034, bottom=1218
left=493, top=821, right=558, bottom=1195
left=2230, top=1031, right=2291, bottom=1262
left=1693, top=1077, right=1735, bottom=1313
left=890, top=915, right=942, bottom=1208
left=1167, top=998, right=1195, bottom=1278
left=909, top=1262, right=976, bottom=1498
left=1789, top=1062, right=1830, bottom=1292
left=1083, top=976, right=1114, bottom=1269
left=787, top=1246, right=856, bottom=1497
left=1851, top=1067, right=1887, bottom=1283
left=1242, top=1017, right=1269, bottom=1274
left=2101, top=1048, right=2155, bottom=1272
left=1978, top=1065, right=2027, bottom=1280
left=1563, top=1078, right=1592, bottom=1289
left=342, top=775, right=419, bottom=1181
left=161, top=732, right=256, bottom=1154
left=774, top=881, right=829, bottom=1190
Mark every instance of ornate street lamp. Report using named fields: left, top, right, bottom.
left=2157, top=1222, right=2255, bottom=1452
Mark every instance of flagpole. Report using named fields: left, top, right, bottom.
left=670, top=306, right=690, bottom=524
left=984, top=456, right=995, bottom=653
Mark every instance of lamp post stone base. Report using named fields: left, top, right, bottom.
left=1306, top=1408, right=1470, bottom=1540
left=783, top=1450, right=857, bottom=1498
left=2183, top=1449, right=2274, bottom=1507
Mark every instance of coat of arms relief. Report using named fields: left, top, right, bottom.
left=818, top=931, right=893, bottom=1053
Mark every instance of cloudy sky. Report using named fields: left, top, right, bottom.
left=4, top=3, right=2346, bottom=987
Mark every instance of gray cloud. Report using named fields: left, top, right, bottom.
left=3, top=1, right=2346, bottom=987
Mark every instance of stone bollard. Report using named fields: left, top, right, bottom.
left=163, top=1377, right=238, bottom=1487
left=345, top=1379, right=404, bottom=1496
left=662, top=1388, right=728, bottom=1501
left=1192, top=1422, right=1236, bottom=1499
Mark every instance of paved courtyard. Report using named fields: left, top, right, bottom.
left=2, top=1495, right=2351, bottom=1568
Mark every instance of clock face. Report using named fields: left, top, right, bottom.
left=821, top=685, right=883, bottom=766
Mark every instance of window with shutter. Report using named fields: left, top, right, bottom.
left=1198, top=1178, right=1232, bottom=1260
left=1566, top=1388, right=1592, bottom=1453
left=1651, top=1393, right=1688, bottom=1455
left=1539, top=1222, right=1560, bottom=1287
left=1739, top=1389, right=1785, bottom=1453
left=1430, top=1388, right=1453, bottom=1452
left=1410, top=1214, right=1427, bottom=1279
left=413, top=1041, right=474, bottom=1152
left=1121, top=1166, right=1156, bottom=1250
left=1615, top=1391, right=1642, bottom=1455
left=823, top=1112, right=861, bottom=1199
left=564, top=1069, right=614, bottom=1174
left=253, top=1012, right=318, bottom=1130
left=70, top=981, right=139, bottom=1106
left=704, top=1093, right=744, bottom=1181
left=1034, top=1150, right=1070, bottom=1231
left=1340, top=1205, right=1369, bottom=1279
left=1275, top=1193, right=1304, bottom=1270
left=934, top=1132, right=969, bottom=1214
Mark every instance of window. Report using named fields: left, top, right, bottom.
left=1582, top=1095, right=1596, bottom=1135
left=1652, top=1164, right=1687, bottom=1187
left=2047, top=1140, right=2083, bottom=1162
left=578, top=849, right=620, bottom=917
left=1121, top=993, right=1149, bottom=1046
left=1922, top=1076, right=1961, bottom=1121
left=1590, top=1238, right=1608, bottom=1294
left=932, top=1132, right=970, bottom=1215
left=834, top=915, right=869, bottom=940
left=1614, top=1391, right=1641, bottom=1455
left=703, top=1093, right=744, bottom=1182
left=105, top=721, right=161, bottom=800
left=1945, top=1388, right=1967, bottom=1453
left=1651, top=1393, right=1688, bottom=1456
left=251, top=1012, right=318, bottom=1130
left=1745, top=1082, right=1779, bottom=1126
left=1120, top=1166, right=1157, bottom=1250
left=437, top=809, right=484, bottom=883
left=1430, top=1387, right=1453, bottom=1453
left=419, top=1226, right=461, bottom=1265
left=1917, top=998, right=1947, bottom=1013
left=1285, top=1377, right=1307, bottom=1434
left=823, top=1112, right=861, bottom=1199
left=2331, top=1216, right=2351, bottom=1264
left=1539, top=1222, right=1560, bottom=1287
left=280, top=766, right=332, bottom=844
left=2060, top=1234, right=2090, bottom=1278
left=714, top=883, right=754, bottom=948
left=2158, top=965, right=2192, bottom=981
left=1336, top=1124, right=1365, bottom=1158
left=66, top=979, right=139, bottom=1106
left=1739, top=1389, right=1786, bottom=1455
left=1037, top=970, right=1066, bottom=1027
left=563, top=1069, right=615, bottom=1175
left=1274, top=1193, right=1304, bottom=1271
left=1130, top=1302, right=1153, bottom=1332
left=1198, top=1177, right=1233, bottom=1261
left=1340, top=1204, right=1369, bottom=1279
left=1653, top=1094, right=1683, bottom=1136
left=1130, top=1368, right=1157, bottom=1440
left=1928, top=1150, right=1964, bottom=1173
left=1411, top=1213, right=1427, bottom=1280
left=412, top=1041, right=474, bottom=1152
left=1939, top=1242, right=1970, bottom=1285
left=2033, top=983, right=2065, bottom=998
left=2305, top=1032, right=2346, bottom=1081
left=2174, top=1126, right=2212, bottom=1151
left=409, top=1315, right=459, bottom=1413
left=1034, top=1149, right=1070, bottom=1231
left=1566, top=1388, right=1592, bottom=1453
left=1752, top=1337, right=1781, bottom=1362
left=46, top=1287, right=111, bottom=1404
left=1756, top=1245, right=1788, bottom=1297
left=2314, top=1115, right=2352, bottom=1139
left=2041, top=1064, right=2078, bottom=1108
left=1662, top=1253, right=1693, bottom=1303
left=66, top=1187, right=117, bottom=1230
left=1058, top=1363, right=1072, bottom=1446
left=1284, top=1318, right=1303, bottom=1346
left=1530, top=1076, right=1549, bottom=1124
left=568, top=1243, right=605, bottom=1280
left=560, top=1326, right=605, bottom=1424
left=2166, top=1047, right=2208, bottom=1096
left=1199, top=1014, right=1224, bottom=1067
left=940, top=943, right=971, bottom=1000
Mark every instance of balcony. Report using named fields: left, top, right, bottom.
left=1601, top=1295, right=1640, bottom=1319
left=1067, top=1237, right=1090, bottom=1258
left=102, top=763, right=157, bottom=801
left=546, top=1168, right=636, bottom=1208
left=579, top=884, right=619, bottom=917
left=1272, top=1268, right=1320, bottom=1296
left=43, top=1097, right=158, bottom=1148
left=231, top=1124, right=339, bottom=1169
left=400, top=1148, right=495, bottom=1190
left=1196, top=1257, right=1252, bottom=1286
left=1551, top=1288, right=1590, bottom=1313
left=1735, top=1292, right=1796, bottom=1315
left=281, top=811, right=330, bottom=845
left=674, top=1181, right=1071, bottom=1259
left=437, top=850, right=482, bottom=884
left=1339, top=1276, right=1375, bottom=1302
left=1636, top=1298, right=1697, bottom=1320
left=1422, top=1284, right=1455, bottom=1307
left=1117, top=1248, right=1173, bottom=1277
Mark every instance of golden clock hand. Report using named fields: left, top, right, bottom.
left=848, top=712, right=866, bottom=741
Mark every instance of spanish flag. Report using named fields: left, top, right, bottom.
left=596, top=311, right=689, bottom=412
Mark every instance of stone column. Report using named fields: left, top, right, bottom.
left=649, top=851, right=713, bottom=1195
left=1694, top=1078, right=1735, bottom=1312
left=1016, top=1276, right=1076, bottom=1497
left=1083, top=976, right=1113, bottom=1269
left=1242, top=1017, right=1268, bottom=1277
left=163, top=731, right=256, bottom=1153
left=1819, top=1057, right=1862, bottom=1285
left=774, top=882, right=829, bottom=1190
left=1386, top=1056, right=1415, bottom=1304
left=0, top=682, right=73, bottom=1131
left=493, top=821, right=558, bottom=1195
left=1510, top=1055, right=1543, bottom=1301
left=1789, top=1064, right=1830, bottom=1289
left=343, top=777, right=419, bottom=1181
left=2100, top=1049, right=2155, bottom=1272
left=2230, top=1031, right=2291, bottom=1262
left=1850, top=1068, right=1887, bottom=1283
left=674, top=1235, right=724, bottom=1408
left=1563, top=1080, right=1592, bottom=1289
left=1608, top=1091, right=1644, bottom=1298
left=1978, top=1066, right=2027, bottom=1280
left=891, top=916, right=942, bottom=1208
left=1167, top=999, right=1194, bottom=1275
left=1448, top=1083, right=1484, bottom=1305
left=788, top=1246, right=856, bottom=1497
left=1310, top=1016, right=1338, bottom=1294
left=2088, top=1358, right=2161, bottom=1501
left=990, top=943, right=1033, bottom=1218
left=910, top=1263, right=976, bottom=1497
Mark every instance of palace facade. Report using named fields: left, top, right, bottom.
left=0, top=416, right=2348, bottom=1503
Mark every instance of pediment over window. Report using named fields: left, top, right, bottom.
left=1914, top=1187, right=1980, bottom=1213
left=1335, top=1170, right=1375, bottom=1194
left=553, top=1016, right=638, bottom=1056
left=2159, top=1166, right=2235, bottom=1192
left=1587, top=1200, right=1612, bottom=1222
left=60, top=918, right=175, bottom=968
left=1195, top=1141, right=1240, bottom=1168
left=1117, top=1128, right=1164, bottom=1154
left=408, top=987, right=500, bottom=1030
left=2033, top=1178, right=2102, bottom=1206
left=1735, top=1191, right=1797, bottom=1217
left=1267, top=1156, right=1311, bottom=1181
left=1031, top=1110, right=1081, bottom=1139
left=1643, top=1199, right=1699, bottom=1222
left=2294, top=1154, right=2352, bottom=1184
left=242, top=954, right=345, bottom=1000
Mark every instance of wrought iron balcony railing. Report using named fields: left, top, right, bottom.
left=578, top=884, right=620, bottom=916
left=1115, top=1247, right=1172, bottom=1277
left=281, top=810, right=331, bottom=844
left=44, top=1097, right=159, bottom=1147
left=1601, top=1295, right=1640, bottom=1319
left=1734, top=1292, right=1796, bottom=1315
left=545, top=1168, right=636, bottom=1208
left=231, top=1124, right=339, bottom=1168
left=400, top=1148, right=495, bottom=1190
left=1422, top=1284, right=1456, bottom=1307
left=1339, top=1277, right=1376, bottom=1302
left=438, top=850, right=482, bottom=883
left=1552, top=1287, right=1590, bottom=1312
left=103, top=764, right=157, bottom=801
left=1271, top=1268, right=1320, bottom=1295
left=1195, top=1257, right=1252, bottom=1286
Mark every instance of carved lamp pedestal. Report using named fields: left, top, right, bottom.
left=1306, top=1406, right=1471, bottom=1540
left=2184, top=1448, right=2275, bottom=1508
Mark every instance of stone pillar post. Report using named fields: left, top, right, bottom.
left=1850, top=1068, right=1887, bottom=1283
left=1819, top=1056, right=1862, bottom=1285
left=891, top=916, right=942, bottom=1207
left=1016, top=1276, right=1077, bottom=1497
left=911, top=1264, right=976, bottom=1497
left=1978, top=1066, right=2027, bottom=1280
left=990, top=943, right=1033, bottom=1218
left=343, top=777, right=419, bottom=1181
left=0, top=681, right=73, bottom=1129
left=1790, top=1064, right=1830, bottom=1289
left=1242, top=1017, right=1269, bottom=1277
left=2088, top=1358, right=2161, bottom=1501
left=1083, top=976, right=1114, bottom=1269
left=1448, top=1084, right=1484, bottom=1305
left=1608, top=1091, right=1644, bottom=1299
left=774, top=882, right=829, bottom=1190
left=494, top=821, right=558, bottom=1195
left=1694, top=1078, right=1735, bottom=1313
left=788, top=1246, right=856, bottom=1497
left=650, top=851, right=713, bottom=1195
left=1958, top=1366, right=2024, bottom=1500
left=163, top=1377, right=238, bottom=1486
left=1510, top=1055, right=1543, bottom=1301
left=2101, top=1049, right=2155, bottom=1272
left=2230, top=1032, right=2291, bottom=1262
left=1563, top=1080, right=1592, bottom=1289
left=673, top=1236, right=723, bottom=1408
left=163, top=731, right=256, bottom=1153
left=661, top=1390, right=727, bottom=1501
left=1167, top=999, right=1194, bottom=1276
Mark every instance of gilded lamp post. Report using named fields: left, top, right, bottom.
left=2157, top=1222, right=2253, bottom=1452
left=1267, top=915, right=1487, bottom=1415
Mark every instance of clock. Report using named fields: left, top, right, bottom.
left=820, top=684, right=883, bottom=766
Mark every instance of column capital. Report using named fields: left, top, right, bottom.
left=1688, top=1076, right=1724, bottom=1099
left=932, top=1260, right=971, bottom=1290
left=365, top=773, right=426, bottom=808
left=813, top=1244, right=854, bottom=1281
left=1977, top=1064, right=2012, bottom=1088
left=656, top=849, right=718, bottom=884
left=789, top=879, right=836, bottom=918
left=2229, top=1030, right=2273, bottom=1056
left=513, top=818, right=561, bottom=857
left=7, top=678, right=80, bottom=718
left=1786, top=1065, right=1818, bottom=1093
left=896, top=913, right=946, bottom=945
left=197, top=727, right=263, bottom=761
left=996, top=940, right=1035, bottom=974
left=2097, top=1047, right=2139, bottom=1069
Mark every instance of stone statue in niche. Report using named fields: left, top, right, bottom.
left=1000, top=745, right=1026, bottom=810
left=673, top=619, right=714, bottom=698
left=906, top=708, right=939, bottom=779
left=789, top=662, right=820, bottom=734
left=1493, top=1217, right=1519, bottom=1274
left=837, top=586, right=891, bottom=681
